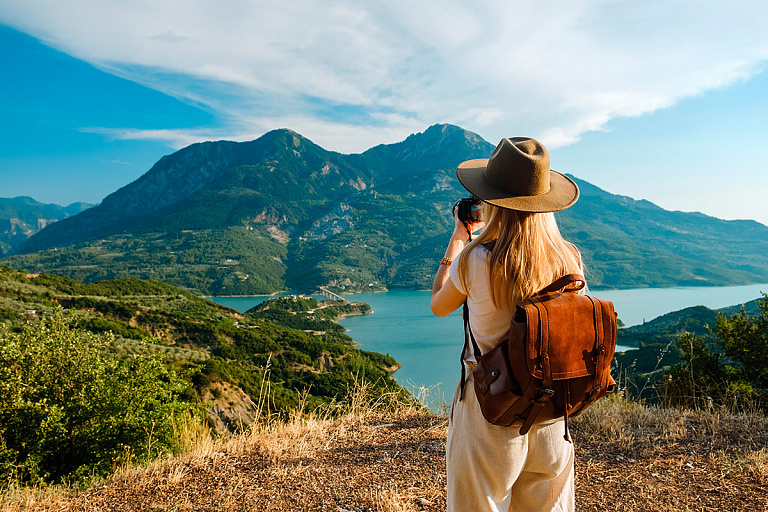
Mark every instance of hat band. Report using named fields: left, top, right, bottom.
left=483, top=168, right=551, bottom=197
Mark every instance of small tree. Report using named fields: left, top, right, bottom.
left=711, top=295, right=768, bottom=392
left=663, top=295, right=768, bottom=409
left=663, top=332, right=726, bottom=407
left=0, top=309, right=199, bottom=484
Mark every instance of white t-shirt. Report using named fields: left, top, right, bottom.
left=449, top=245, right=514, bottom=361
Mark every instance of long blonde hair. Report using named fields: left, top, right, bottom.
left=457, top=203, right=583, bottom=309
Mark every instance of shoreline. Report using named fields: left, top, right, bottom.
left=333, top=309, right=373, bottom=321
left=202, top=280, right=768, bottom=300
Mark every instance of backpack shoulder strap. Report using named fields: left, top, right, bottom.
left=459, top=302, right=482, bottom=400
left=536, top=274, right=586, bottom=295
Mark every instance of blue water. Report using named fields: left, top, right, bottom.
left=337, top=290, right=465, bottom=408
left=590, top=284, right=768, bottom=326
left=211, top=283, right=768, bottom=409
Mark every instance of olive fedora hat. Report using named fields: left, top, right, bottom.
left=456, top=137, right=579, bottom=212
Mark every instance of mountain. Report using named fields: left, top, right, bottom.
left=0, top=196, right=92, bottom=255
left=561, top=179, right=768, bottom=288
left=15, top=125, right=490, bottom=252
left=5, top=124, right=768, bottom=295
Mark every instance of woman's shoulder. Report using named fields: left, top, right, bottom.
left=467, top=243, right=491, bottom=263
left=456, top=244, right=491, bottom=283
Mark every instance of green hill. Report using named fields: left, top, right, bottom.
left=0, top=266, right=402, bottom=431
left=5, top=124, right=768, bottom=295
left=614, top=296, right=765, bottom=394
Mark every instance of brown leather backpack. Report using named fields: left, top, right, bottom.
left=459, top=274, right=617, bottom=441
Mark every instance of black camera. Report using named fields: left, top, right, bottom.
left=453, top=196, right=482, bottom=223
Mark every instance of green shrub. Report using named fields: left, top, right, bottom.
left=663, top=295, right=768, bottom=410
left=0, top=309, right=199, bottom=484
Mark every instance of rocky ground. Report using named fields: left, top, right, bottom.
left=5, top=396, right=768, bottom=512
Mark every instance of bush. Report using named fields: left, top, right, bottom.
left=0, top=309, right=199, bottom=484
left=663, top=295, right=768, bottom=410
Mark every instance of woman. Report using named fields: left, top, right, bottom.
left=431, top=137, right=583, bottom=512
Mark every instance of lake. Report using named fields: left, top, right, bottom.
left=211, top=283, right=768, bottom=409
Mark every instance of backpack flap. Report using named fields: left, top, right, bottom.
left=522, top=292, right=616, bottom=381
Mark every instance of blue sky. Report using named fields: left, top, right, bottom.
left=1, top=1, right=768, bottom=224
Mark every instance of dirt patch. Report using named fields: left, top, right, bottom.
left=201, top=382, right=262, bottom=435
left=267, top=225, right=290, bottom=244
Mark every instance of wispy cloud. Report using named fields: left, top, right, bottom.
left=82, top=127, right=216, bottom=149
left=3, top=0, right=768, bottom=152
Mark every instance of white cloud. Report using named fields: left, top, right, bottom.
left=2, top=0, right=768, bottom=152
left=82, top=114, right=426, bottom=153
left=81, top=127, right=216, bottom=149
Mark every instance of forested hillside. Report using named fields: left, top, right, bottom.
left=0, top=266, right=401, bottom=429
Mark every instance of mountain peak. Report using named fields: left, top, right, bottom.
left=405, top=123, right=487, bottom=147
left=259, top=127, right=305, bottom=143
left=359, top=124, right=494, bottom=174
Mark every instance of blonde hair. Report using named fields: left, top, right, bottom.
left=457, top=203, right=583, bottom=309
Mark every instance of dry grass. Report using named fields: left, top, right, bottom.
left=570, top=391, right=768, bottom=511
left=3, top=385, right=768, bottom=512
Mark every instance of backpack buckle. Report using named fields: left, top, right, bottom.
left=533, top=388, right=555, bottom=404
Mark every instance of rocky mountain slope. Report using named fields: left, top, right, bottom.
left=5, top=124, right=768, bottom=295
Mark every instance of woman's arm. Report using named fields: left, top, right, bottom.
left=430, top=214, right=483, bottom=316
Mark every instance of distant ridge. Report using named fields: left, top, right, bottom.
left=4, top=124, right=768, bottom=295
left=0, top=196, right=92, bottom=256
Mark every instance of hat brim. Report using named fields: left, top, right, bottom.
left=456, top=159, right=579, bottom=213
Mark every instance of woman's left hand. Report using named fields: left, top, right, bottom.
left=452, top=212, right=485, bottom=243
left=431, top=208, right=480, bottom=316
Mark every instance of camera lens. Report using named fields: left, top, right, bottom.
left=454, top=196, right=482, bottom=223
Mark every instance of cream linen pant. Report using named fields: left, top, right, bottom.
left=446, top=371, right=575, bottom=512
